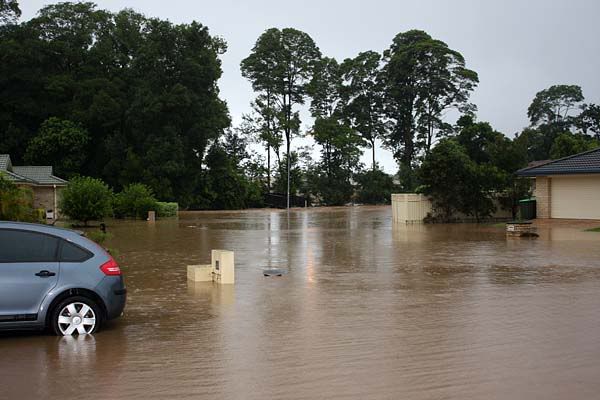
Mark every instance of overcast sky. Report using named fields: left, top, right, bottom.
left=20, top=0, right=600, bottom=173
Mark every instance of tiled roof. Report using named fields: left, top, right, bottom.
left=12, top=166, right=67, bottom=185
left=0, top=170, right=36, bottom=183
left=0, top=154, right=11, bottom=170
left=516, top=147, right=600, bottom=176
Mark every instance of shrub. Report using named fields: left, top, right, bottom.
left=355, top=169, right=395, bottom=205
left=60, top=176, right=113, bottom=225
left=113, top=183, right=158, bottom=219
left=156, top=202, right=178, bottom=217
left=86, top=230, right=113, bottom=245
left=0, top=173, right=40, bottom=222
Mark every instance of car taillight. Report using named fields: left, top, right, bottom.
left=100, top=257, right=121, bottom=276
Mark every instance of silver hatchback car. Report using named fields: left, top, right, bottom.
left=0, top=221, right=126, bottom=335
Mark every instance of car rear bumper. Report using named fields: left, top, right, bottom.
left=95, top=276, right=127, bottom=320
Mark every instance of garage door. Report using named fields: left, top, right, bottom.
left=551, top=175, right=600, bottom=219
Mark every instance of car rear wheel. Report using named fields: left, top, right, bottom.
left=51, top=296, right=102, bottom=336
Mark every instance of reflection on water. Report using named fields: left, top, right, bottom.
left=2, top=206, right=600, bottom=399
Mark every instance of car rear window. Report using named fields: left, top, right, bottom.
left=60, top=240, right=92, bottom=262
left=0, top=229, right=59, bottom=263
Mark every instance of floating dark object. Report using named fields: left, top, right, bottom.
left=263, top=268, right=288, bottom=277
left=519, top=231, right=539, bottom=238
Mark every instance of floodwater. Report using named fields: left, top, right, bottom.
left=2, top=207, right=600, bottom=399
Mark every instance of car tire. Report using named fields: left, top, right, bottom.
left=50, top=296, right=102, bottom=336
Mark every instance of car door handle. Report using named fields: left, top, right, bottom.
left=35, top=270, right=56, bottom=277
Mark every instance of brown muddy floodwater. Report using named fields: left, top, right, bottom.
left=2, top=206, right=600, bottom=399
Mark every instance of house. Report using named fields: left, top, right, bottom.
left=516, top=148, right=600, bottom=220
left=0, top=154, right=68, bottom=220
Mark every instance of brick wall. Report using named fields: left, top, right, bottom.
left=33, top=186, right=55, bottom=212
left=32, top=186, right=64, bottom=219
left=534, top=177, right=551, bottom=218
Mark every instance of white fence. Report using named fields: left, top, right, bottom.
left=392, top=193, right=512, bottom=223
left=391, top=194, right=432, bottom=223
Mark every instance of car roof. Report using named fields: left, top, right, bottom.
left=0, top=221, right=83, bottom=239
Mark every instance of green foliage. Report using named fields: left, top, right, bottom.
left=305, top=58, right=364, bottom=206
left=60, top=176, right=113, bottom=225
left=307, top=117, right=363, bottom=205
left=24, top=117, right=89, bottom=178
left=241, top=28, right=321, bottom=204
left=527, top=85, right=584, bottom=128
left=419, top=139, right=504, bottom=222
left=86, top=230, right=112, bottom=245
left=518, top=85, right=599, bottom=162
left=452, top=116, right=530, bottom=219
left=0, top=173, right=39, bottom=221
left=0, top=0, right=20, bottom=24
left=156, top=202, right=178, bottom=217
left=419, top=140, right=475, bottom=220
left=0, top=2, right=229, bottom=206
left=585, top=227, right=600, bottom=233
left=341, top=51, right=385, bottom=169
left=549, top=132, right=599, bottom=159
left=204, top=145, right=250, bottom=210
left=355, top=169, right=395, bottom=205
left=113, top=183, right=158, bottom=219
left=273, top=151, right=308, bottom=198
left=381, top=30, right=478, bottom=188
left=577, top=104, right=600, bottom=139
left=307, top=165, right=354, bottom=206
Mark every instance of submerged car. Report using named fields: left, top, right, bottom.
left=0, top=221, right=126, bottom=335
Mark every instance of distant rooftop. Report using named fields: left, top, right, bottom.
left=0, top=154, right=67, bottom=185
left=516, top=148, right=600, bottom=177
left=0, top=154, right=11, bottom=170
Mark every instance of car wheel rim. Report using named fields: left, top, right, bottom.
left=58, top=302, right=96, bottom=335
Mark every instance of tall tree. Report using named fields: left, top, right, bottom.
left=341, top=51, right=385, bottom=170
left=380, top=30, right=478, bottom=188
left=0, top=0, right=20, bottom=25
left=519, top=84, right=587, bottom=161
left=307, top=56, right=364, bottom=204
left=241, top=96, right=283, bottom=191
left=241, top=28, right=321, bottom=208
left=527, top=84, right=584, bottom=129
left=577, top=103, right=600, bottom=140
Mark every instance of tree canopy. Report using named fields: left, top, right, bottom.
left=0, top=2, right=229, bottom=207
left=381, top=30, right=478, bottom=189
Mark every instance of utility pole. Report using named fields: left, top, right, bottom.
left=286, top=144, right=290, bottom=209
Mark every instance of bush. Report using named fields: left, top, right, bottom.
left=0, top=173, right=40, bottom=222
left=113, top=183, right=158, bottom=219
left=355, top=169, right=394, bottom=204
left=60, top=176, right=113, bottom=225
left=156, top=202, right=178, bottom=217
left=86, top=230, right=113, bottom=245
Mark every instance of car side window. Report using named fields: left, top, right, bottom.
left=0, top=229, right=59, bottom=263
left=59, top=240, right=92, bottom=262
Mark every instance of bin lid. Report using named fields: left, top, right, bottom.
left=518, top=198, right=536, bottom=203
